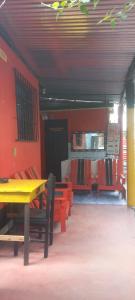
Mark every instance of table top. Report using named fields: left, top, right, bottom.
left=0, top=179, right=47, bottom=203
left=0, top=179, right=46, bottom=193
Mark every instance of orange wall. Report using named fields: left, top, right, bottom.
left=0, top=37, right=41, bottom=177
left=48, top=109, right=108, bottom=140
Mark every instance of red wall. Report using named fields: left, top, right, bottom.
left=0, top=37, right=41, bottom=177
left=47, top=109, right=108, bottom=140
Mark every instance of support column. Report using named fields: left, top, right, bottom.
left=118, top=103, right=124, bottom=176
left=126, top=80, right=135, bottom=206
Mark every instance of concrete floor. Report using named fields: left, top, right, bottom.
left=1, top=205, right=135, bottom=300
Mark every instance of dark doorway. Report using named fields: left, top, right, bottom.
left=45, top=119, right=68, bottom=181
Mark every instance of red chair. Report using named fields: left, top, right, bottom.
left=29, top=166, right=73, bottom=216
left=68, top=159, right=92, bottom=190
left=26, top=166, right=40, bottom=180
left=56, top=182, right=73, bottom=216
left=97, top=159, right=125, bottom=193
left=54, top=188, right=70, bottom=232
left=52, top=181, right=73, bottom=232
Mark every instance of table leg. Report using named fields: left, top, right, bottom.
left=14, top=223, right=19, bottom=257
left=24, top=204, right=30, bottom=266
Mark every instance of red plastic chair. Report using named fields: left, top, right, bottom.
left=54, top=188, right=70, bottom=232
left=67, top=159, right=92, bottom=191
left=55, top=182, right=73, bottom=217
left=97, top=159, right=125, bottom=192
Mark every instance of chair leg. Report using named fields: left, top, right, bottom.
left=14, top=242, right=19, bottom=256
left=60, top=203, right=67, bottom=232
left=49, top=230, right=53, bottom=246
left=49, top=218, right=54, bottom=246
left=61, top=217, right=66, bottom=232
left=44, top=223, right=49, bottom=258
left=68, top=206, right=71, bottom=217
left=50, top=195, right=54, bottom=246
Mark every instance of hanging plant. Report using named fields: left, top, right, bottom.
left=41, top=0, right=135, bottom=27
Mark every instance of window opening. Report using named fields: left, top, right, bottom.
left=14, top=69, right=38, bottom=141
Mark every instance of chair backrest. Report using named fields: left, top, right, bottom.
left=25, top=166, right=41, bottom=180
left=25, top=167, right=35, bottom=179
left=30, top=166, right=40, bottom=179
left=97, top=158, right=118, bottom=186
left=55, top=182, right=68, bottom=189
left=55, top=182, right=71, bottom=203
left=12, top=172, right=22, bottom=179
left=71, top=159, right=91, bottom=186
left=19, top=170, right=27, bottom=179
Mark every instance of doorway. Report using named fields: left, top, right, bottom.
left=45, top=119, right=68, bottom=181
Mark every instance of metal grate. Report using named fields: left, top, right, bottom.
left=14, top=69, right=38, bottom=141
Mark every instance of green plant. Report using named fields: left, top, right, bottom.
left=41, top=0, right=135, bottom=26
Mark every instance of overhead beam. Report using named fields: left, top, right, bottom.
left=40, top=101, right=113, bottom=111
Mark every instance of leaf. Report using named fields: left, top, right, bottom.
left=120, top=12, right=127, bottom=20
left=116, top=10, right=127, bottom=20
left=52, top=1, right=60, bottom=9
left=80, top=0, right=90, bottom=4
left=92, top=0, right=100, bottom=9
left=80, top=4, right=89, bottom=15
left=110, top=18, right=116, bottom=28
left=68, top=0, right=79, bottom=8
left=123, top=3, right=130, bottom=13
left=60, top=0, right=67, bottom=7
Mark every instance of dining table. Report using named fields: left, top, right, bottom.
left=0, top=179, right=47, bottom=265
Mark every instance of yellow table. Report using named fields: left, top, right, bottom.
left=0, top=179, right=47, bottom=265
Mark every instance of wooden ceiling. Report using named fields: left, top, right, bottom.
left=0, top=0, right=135, bottom=104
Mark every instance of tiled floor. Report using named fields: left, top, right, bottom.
left=74, top=191, right=126, bottom=205
left=1, top=204, right=135, bottom=300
